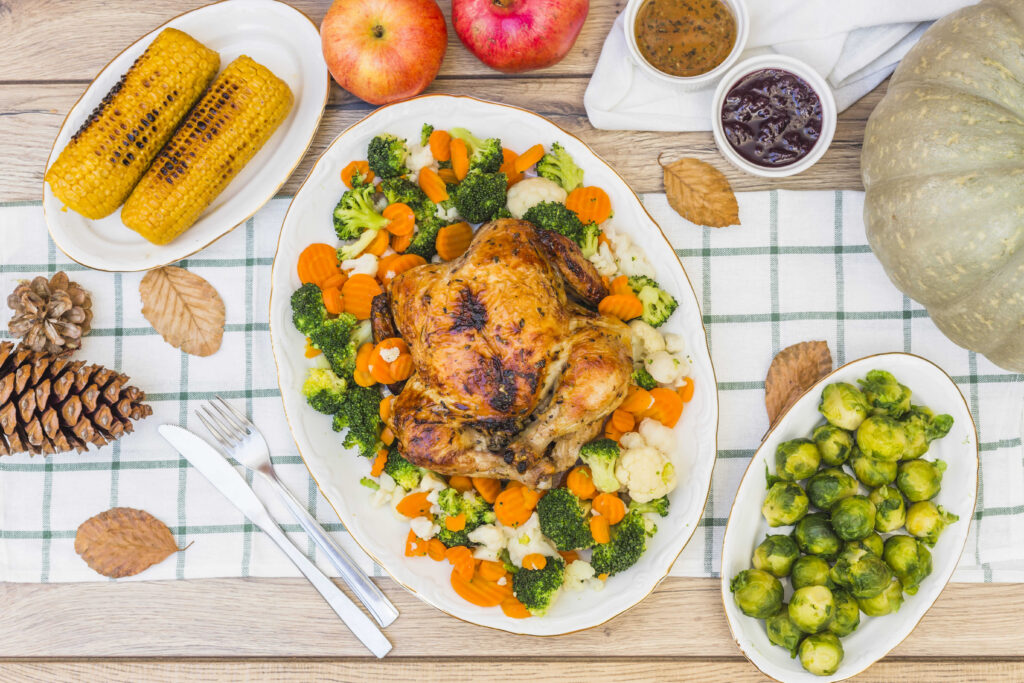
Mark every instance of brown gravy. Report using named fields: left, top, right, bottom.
left=634, top=0, right=737, bottom=78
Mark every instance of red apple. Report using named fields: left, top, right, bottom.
left=320, top=0, right=447, bottom=105
left=452, top=0, right=588, bottom=73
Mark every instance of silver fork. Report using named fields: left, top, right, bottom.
left=196, top=396, right=399, bottom=628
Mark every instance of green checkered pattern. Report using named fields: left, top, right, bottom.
left=1, top=192, right=1021, bottom=583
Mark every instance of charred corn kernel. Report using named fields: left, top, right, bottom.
left=121, top=56, right=293, bottom=245
left=44, top=29, right=220, bottom=220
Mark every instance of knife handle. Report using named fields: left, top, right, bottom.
left=257, top=511, right=393, bottom=658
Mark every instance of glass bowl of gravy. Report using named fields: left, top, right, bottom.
left=624, top=0, right=749, bottom=89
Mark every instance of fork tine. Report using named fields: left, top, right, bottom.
left=202, top=403, right=245, bottom=443
left=196, top=408, right=233, bottom=451
left=216, top=395, right=257, bottom=429
left=210, top=400, right=249, bottom=439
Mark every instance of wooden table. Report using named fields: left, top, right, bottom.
left=1, top=2, right=1021, bottom=681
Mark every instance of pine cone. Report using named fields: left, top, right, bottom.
left=0, top=341, right=152, bottom=456
left=7, top=271, right=93, bottom=356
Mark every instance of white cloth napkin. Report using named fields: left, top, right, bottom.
left=584, top=0, right=975, bottom=131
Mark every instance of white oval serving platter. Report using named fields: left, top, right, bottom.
left=721, top=352, right=978, bottom=681
left=268, top=94, right=719, bottom=635
left=43, top=0, right=328, bottom=272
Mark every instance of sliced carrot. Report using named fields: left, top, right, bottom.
left=389, top=353, right=414, bottom=382
left=445, top=546, right=475, bottom=581
left=383, top=202, right=415, bottom=236
left=304, top=337, right=321, bottom=358
left=609, top=275, right=632, bottom=297
left=604, top=422, right=624, bottom=442
left=364, top=229, right=391, bottom=257
left=297, top=243, right=340, bottom=287
left=522, top=553, right=547, bottom=571
left=451, top=569, right=508, bottom=607
left=396, top=491, right=432, bottom=518
left=598, top=232, right=612, bottom=247
left=513, top=143, right=544, bottom=174
left=321, top=272, right=347, bottom=291
left=436, top=221, right=474, bottom=261
left=598, top=293, right=644, bottom=322
left=501, top=596, right=533, bottom=618
left=427, top=538, right=447, bottom=561
left=321, top=286, right=344, bottom=316
left=368, top=338, right=411, bottom=385
left=341, top=160, right=374, bottom=189
left=566, top=465, right=597, bottom=500
left=437, top=167, right=459, bottom=185
left=418, top=167, right=449, bottom=204
left=404, top=529, right=428, bottom=557
left=445, top=512, right=467, bottom=532
left=678, top=376, right=695, bottom=403
left=391, top=231, right=413, bottom=253
left=589, top=514, right=611, bottom=544
left=379, top=253, right=427, bottom=285
left=598, top=573, right=609, bottom=581
left=380, top=426, right=395, bottom=446
left=621, top=385, right=655, bottom=414
left=448, top=475, right=474, bottom=493
left=370, top=448, right=388, bottom=477
left=478, top=560, right=508, bottom=582
left=429, top=129, right=451, bottom=161
left=341, top=274, right=383, bottom=320
left=646, top=387, right=684, bottom=428
left=610, top=408, right=635, bottom=434
left=472, top=477, right=502, bottom=504
left=354, top=342, right=376, bottom=387
left=592, top=493, right=626, bottom=525
left=494, top=484, right=541, bottom=528
left=558, top=550, right=580, bottom=564
left=499, top=147, right=524, bottom=186
left=450, top=138, right=470, bottom=181
left=376, top=253, right=400, bottom=282
left=566, top=186, right=612, bottom=225
left=379, top=395, right=395, bottom=422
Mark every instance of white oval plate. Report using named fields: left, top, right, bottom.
left=43, top=0, right=328, bottom=272
left=269, top=95, right=719, bottom=635
left=721, top=352, right=978, bottom=681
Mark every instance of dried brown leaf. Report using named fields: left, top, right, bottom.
left=661, top=156, right=740, bottom=228
left=140, top=266, right=224, bottom=356
left=74, top=507, right=184, bottom=578
left=765, top=341, right=833, bottom=426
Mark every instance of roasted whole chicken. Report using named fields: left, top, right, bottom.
left=374, top=218, right=633, bottom=487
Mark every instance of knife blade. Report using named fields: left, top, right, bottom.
left=158, top=424, right=392, bottom=658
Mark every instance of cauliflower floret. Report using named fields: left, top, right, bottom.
left=645, top=349, right=688, bottom=385
left=630, top=319, right=665, bottom=360
left=664, top=333, right=685, bottom=354
left=638, top=418, right=675, bottom=454
left=616, top=445, right=677, bottom=503
left=410, top=516, right=439, bottom=540
left=506, top=177, right=568, bottom=219
left=588, top=242, right=617, bottom=278
left=370, top=472, right=397, bottom=507
left=342, top=252, right=378, bottom=277
left=468, top=523, right=505, bottom=561
left=379, top=346, right=401, bottom=363
left=417, top=471, right=447, bottom=494
left=619, top=431, right=646, bottom=450
left=405, top=142, right=435, bottom=174
left=504, top=513, right=559, bottom=568
left=563, top=559, right=603, bottom=592
left=435, top=203, right=459, bottom=222
left=605, top=224, right=656, bottom=278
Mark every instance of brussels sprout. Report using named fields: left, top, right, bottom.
left=897, top=459, right=946, bottom=502
left=806, top=468, right=858, bottom=510
left=905, top=501, right=959, bottom=546
left=794, top=513, right=841, bottom=559
left=844, top=532, right=884, bottom=557
left=883, top=534, right=933, bottom=595
left=812, top=424, right=854, bottom=466
left=799, top=632, right=844, bottom=677
left=900, top=413, right=930, bottom=460
left=789, top=585, right=835, bottom=634
left=762, top=482, right=809, bottom=527
left=850, top=448, right=898, bottom=487
left=856, top=415, right=908, bottom=462
left=775, top=439, right=821, bottom=481
left=830, top=547, right=893, bottom=599
left=830, top=495, right=877, bottom=541
left=752, top=535, right=800, bottom=578
left=766, top=605, right=803, bottom=657
left=730, top=568, right=784, bottom=618
left=827, top=588, right=861, bottom=637
left=858, top=369, right=911, bottom=417
left=791, top=555, right=833, bottom=590
left=819, top=382, right=869, bottom=431
left=869, top=485, right=907, bottom=533
left=857, top=576, right=905, bottom=617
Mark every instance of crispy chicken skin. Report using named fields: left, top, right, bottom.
left=384, top=219, right=633, bottom=487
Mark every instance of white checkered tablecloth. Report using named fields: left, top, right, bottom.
left=1, top=191, right=1022, bottom=583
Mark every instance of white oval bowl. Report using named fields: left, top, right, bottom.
left=269, top=94, right=719, bottom=635
left=43, top=0, right=328, bottom=272
left=720, top=352, right=978, bottom=681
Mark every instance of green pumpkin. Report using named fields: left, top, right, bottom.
left=861, top=0, right=1024, bottom=371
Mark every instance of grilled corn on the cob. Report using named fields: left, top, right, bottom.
left=121, top=56, right=293, bottom=245
left=45, top=28, right=220, bottom=219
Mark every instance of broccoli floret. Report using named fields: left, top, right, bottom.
left=360, top=476, right=380, bottom=490
left=333, top=183, right=388, bottom=241
left=420, top=123, right=434, bottom=147
left=302, top=367, right=348, bottom=415
left=331, top=385, right=383, bottom=458
left=379, top=177, right=435, bottom=225
left=291, top=283, right=328, bottom=337
left=590, top=510, right=656, bottom=577
left=492, top=206, right=514, bottom=220
left=449, top=127, right=503, bottom=173
left=435, top=487, right=496, bottom=547
left=512, top=556, right=565, bottom=616
left=629, top=496, right=670, bottom=517
left=383, top=445, right=423, bottom=490
left=453, top=170, right=507, bottom=223
left=367, top=133, right=409, bottom=178
left=579, top=222, right=601, bottom=258
left=536, top=488, right=594, bottom=551
left=337, top=229, right=380, bottom=262
left=312, top=317, right=370, bottom=379
left=404, top=218, right=444, bottom=260
left=627, top=276, right=678, bottom=328
left=522, top=201, right=588, bottom=247
left=536, top=142, right=583, bottom=192
left=631, top=367, right=658, bottom=391
left=579, top=438, right=621, bottom=494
